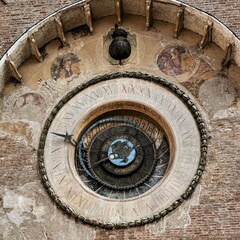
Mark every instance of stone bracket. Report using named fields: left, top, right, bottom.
left=6, top=58, right=22, bottom=83
left=146, top=0, right=153, bottom=31
left=115, top=0, right=123, bottom=25
left=84, top=3, right=93, bottom=33
left=55, top=15, right=67, bottom=46
left=174, top=8, right=184, bottom=38
left=199, top=22, right=213, bottom=49
left=28, top=35, right=43, bottom=62
left=221, top=43, right=234, bottom=69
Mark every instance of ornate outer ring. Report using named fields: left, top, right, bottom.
left=38, top=71, right=208, bottom=229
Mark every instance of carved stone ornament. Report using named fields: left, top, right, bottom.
left=146, top=0, right=153, bottom=30
left=55, top=15, right=67, bottom=46
left=84, top=3, right=93, bottom=33
left=115, top=0, right=123, bottom=25
left=38, top=72, right=208, bottom=228
left=199, top=21, right=213, bottom=49
left=174, top=9, right=184, bottom=38
left=6, top=58, right=22, bottom=82
left=28, top=34, right=43, bottom=62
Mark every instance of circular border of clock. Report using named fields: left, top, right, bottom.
left=38, top=72, right=208, bottom=228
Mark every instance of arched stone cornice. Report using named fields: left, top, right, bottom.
left=0, top=0, right=239, bottom=92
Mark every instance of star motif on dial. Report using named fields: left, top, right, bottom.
left=51, top=131, right=77, bottom=146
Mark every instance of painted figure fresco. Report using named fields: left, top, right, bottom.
left=13, top=92, right=47, bottom=121
left=71, top=24, right=90, bottom=40
left=199, top=77, right=236, bottom=118
left=157, top=45, right=194, bottom=76
left=51, top=53, right=80, bottom=81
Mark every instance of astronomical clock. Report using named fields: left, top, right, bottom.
left=38, top=27, right=208, bottom=227
left=5, top=0, right=234, bottom=230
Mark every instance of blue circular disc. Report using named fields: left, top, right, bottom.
left=107, top=138, right=137, bottom=167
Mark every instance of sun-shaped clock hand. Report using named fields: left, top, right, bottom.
left=51, top=131, right=77, bottom=146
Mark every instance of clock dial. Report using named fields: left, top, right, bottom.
left=38, top=72, right=207, bottom=228
left=75, top=116, right=169, bottom=198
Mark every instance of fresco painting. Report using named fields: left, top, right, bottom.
left=13, top=92, right=47, bottom=121
left=51, top=53, right=80, bottom=81
left=157, top=45, right=194, bottom=76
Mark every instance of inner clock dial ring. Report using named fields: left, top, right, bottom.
left=87, top=124, right=156, bottom=190
left=74, top=105, right=171, bottom=199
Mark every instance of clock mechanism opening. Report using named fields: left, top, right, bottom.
left=75, top=103, right=172, bottom=199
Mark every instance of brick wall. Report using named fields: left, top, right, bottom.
left=0, top=0, right=239, bottom=58
left=0, top=0, right=77, bottom=58
left=181, top=0, right=240, bottom=37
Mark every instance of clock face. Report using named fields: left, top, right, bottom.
left=38, top=72, right=207, bottom=228
left=76, top=115, right=169, bottom=199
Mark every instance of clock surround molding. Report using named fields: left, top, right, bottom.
left=38, top=71, right=208, bottom=228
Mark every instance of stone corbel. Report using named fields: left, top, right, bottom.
left=115, top=0, right=123, bottom=25
left=1, top=0, right=7, bottom=4
left=55, top=15, right=67, bottom=46
left=28, top=35, right=43, bottom=62
left=221, top=43, right=234, bottom=69
left=174, top=8, right=184, bottom=38
left=199, top=22, right=213, bottom=49
left=146, top=0, right=153, bottom=31
left=84, top=3, right=93, bottom=33
left=6, top=58, right=22, bottom=83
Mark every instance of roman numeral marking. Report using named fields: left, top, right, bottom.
left=103, top=86, right=113, bottom=95
left=122, top=84, right=135, bottom=94
left=51, top=147, right=61, bottom=154
left=176, top=114, right=185, bottom=126
left=139, top=86, right=151, bottom=98
left=145, top=203, right=154, bottom=213
left=182, top=130, right=192, bottom=140
left=69, top=193, right=81, bottom=204
left=68, top=187, right=73, bottom=197
left=160, top=94, right=164, bottom=104
left=62, top=111, right=74, bottom=120
left=71, top=100, right=87, bottom=110
left=131, top=207, right=139, bottom=216
left=53, top=162, right=61, bottom=170
left=55, top=120, right=67, bottom=131
left=59, top=175, right=65, bottom=185
left=168, top=101, right=176, bottom=114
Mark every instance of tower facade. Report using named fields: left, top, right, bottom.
left=0, top=1, right=239, bottom=239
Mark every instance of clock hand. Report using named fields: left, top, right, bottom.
left=92, top=157, right=109, bottom=167
left=51, top=131, right=77, bottom=146
left=92, top=152, right=120, bottom=167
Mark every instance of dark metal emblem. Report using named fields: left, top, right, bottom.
left=109, top=24, right=131, bottom=64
